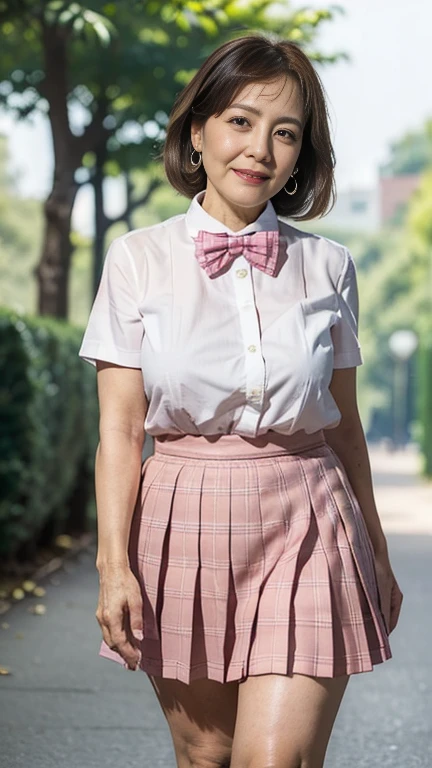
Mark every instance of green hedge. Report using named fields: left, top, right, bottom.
left=0, top=307, right=99, bottom=558
left=418, top=334, right=432, bottom=477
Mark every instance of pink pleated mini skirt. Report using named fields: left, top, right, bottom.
left=99, top=428, right=392, bottom=684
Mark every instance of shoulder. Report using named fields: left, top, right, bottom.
left=104, top=212, right=187, bottom=280
left=277, top=219, right=353, bottom=288
left=112, top=212, right=186, bottom=253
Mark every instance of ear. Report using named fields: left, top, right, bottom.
left=190, top=119, right=203, bottom=152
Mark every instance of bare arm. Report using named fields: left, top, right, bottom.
left=94, top=360, right=148, bottom=572
left=323, top=367, right=388, bottom=555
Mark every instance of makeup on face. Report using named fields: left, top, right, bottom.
left=232, top=169, right=270, bottom=184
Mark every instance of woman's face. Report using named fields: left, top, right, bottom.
left=190, top=74, right=304, bottom=228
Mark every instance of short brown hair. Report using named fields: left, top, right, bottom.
left=159, top=34, right=336, bottom=221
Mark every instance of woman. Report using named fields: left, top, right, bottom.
left=78, top=34, right=403, bottom=768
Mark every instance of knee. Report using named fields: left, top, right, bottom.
left=181, top=742, right=231, bottom=768
left=187, top=755, right=231, bottom=768
left=236, top=760, right=310, bottom=768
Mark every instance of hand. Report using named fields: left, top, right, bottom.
left=373, top=548, right=403, bottom=635
left=95, top=564, right=143, bottom=670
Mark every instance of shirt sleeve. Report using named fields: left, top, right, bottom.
left=331, top=248, right=363, bottom=368
left=78, top=237, right=144, bottom=368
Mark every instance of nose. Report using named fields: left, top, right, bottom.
left=245, top=129, right=273, bottom=162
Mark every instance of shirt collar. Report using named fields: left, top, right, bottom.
left=185, top=189, right=280, bottom=238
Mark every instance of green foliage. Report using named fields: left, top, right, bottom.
left=294, top=146, right=432, bottom=463
left=344, top=227, right=420, bottom=434
left=0, top=1, right=347, bottom=176
left=0, top=306, right=99, bottom=557
left=406, top=162, right=432, bottom=474
left=0, top=313, right=32, bottom=506
left=295, top=217, right=424, bottom=437
left=0, top=134, right=43, bottom=315
left=50, top=3, right=117, bottom=45
left=417, top=337, right=432, bottom=476
left=1, top=0, right=348, bottom=320
left=0, top=134, right=94, bottom=325
left=407, top=168, right=432, bottom=259
left=380, top=119, right=432, bottom=177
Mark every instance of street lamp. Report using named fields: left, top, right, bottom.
left=388, top=330, right=418, bottom=448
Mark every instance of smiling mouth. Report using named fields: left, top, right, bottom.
left=233, top=170, right=269, bottom=180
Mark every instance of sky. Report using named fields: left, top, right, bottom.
left=0, top=0, right=431, bottom=233
left=303, top=0, right=431, bottom=185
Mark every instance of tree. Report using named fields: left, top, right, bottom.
left=1, top=1, right=118, bottom=316
left=379, top=119, right=432, bottom=177
left=0, top=0, right=346, bottom=317
left=0, top=134, right=43, bottom=313
left=406, top=167, right=432, bottom=474
left=84, top=1, right=348, bottom=295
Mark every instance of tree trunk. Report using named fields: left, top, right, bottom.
left=92, top=144, right=109, bottom=298
left=91, top=166, right=164, bottom=301
left=36, top=168, right=79, bottom=317
left=124, top=169, right=134, bottom=231
left=36, top=22, right=108, bottom=317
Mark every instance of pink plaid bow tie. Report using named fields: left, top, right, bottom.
left=193, top=230, right=280, bottom=278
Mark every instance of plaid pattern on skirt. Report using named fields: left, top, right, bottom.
left=99, top=429, right=392, bottom=684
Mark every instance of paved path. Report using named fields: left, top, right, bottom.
left=367, top=443, right=432, bottom=535
left=1, top=444, right=431, bottom=768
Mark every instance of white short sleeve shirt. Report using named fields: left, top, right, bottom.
left=78, top=189, right=363, bottom=438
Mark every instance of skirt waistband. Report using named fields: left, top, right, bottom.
left=153, top=429, right=326, bottom=460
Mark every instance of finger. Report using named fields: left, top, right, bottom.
left=124, top=613, right=143, bottom=668
left=110, top=633, right=141, bottom=669
left=97, top=613, right=115, bottom=650
left=379, top=583, right=392, bottom=635
left=101, top=608, right=128, bottom=654
left=391, top=584, right=403, bottom=604
left=375, top=576, right=389, bottom=634
left=128, top=604, right=144, bottom=643
left=389, top=586, right=403, bottom=633
left=114, top=609, right=141, bottom=667
left=101, top=627, right=115, bottom=649
left=383, top=597, right=392, bottom=635
left=389, top=608, right=399, bottom=634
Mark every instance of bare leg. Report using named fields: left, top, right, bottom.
left=147, top=674, right=239, bottom=768
left=230, top=672, right=350, bottom=768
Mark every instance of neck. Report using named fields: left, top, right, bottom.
left=198, top=189, right=268, bottom=232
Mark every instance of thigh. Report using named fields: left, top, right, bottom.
left=231, top=672, right=350, bottom=768
left=147, top=674, right=239, bottom=768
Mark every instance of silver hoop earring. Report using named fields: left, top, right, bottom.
left=283, top=167, right=298, bottom=196
left=190, top=149, right=202, bottom=168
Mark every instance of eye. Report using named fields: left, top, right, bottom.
left=228, top=116, right=297, bottom=141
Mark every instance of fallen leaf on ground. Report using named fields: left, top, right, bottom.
left=22, top=580, right=36, bottom=593
left=0, top=666, right=11, bottom=675
left=0, top=601, right=11, bottom=615
left=33, top=586, right=46, bottom=597
left=28, top=604, right=46, bottom=615
left=55, top=534, right=73, bottom=549
left=12, top=588, right=25, bottom=600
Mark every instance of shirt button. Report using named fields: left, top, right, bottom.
left=248, top=344, right=257, bottom=353
left=236, top=269, right=248, bottom=278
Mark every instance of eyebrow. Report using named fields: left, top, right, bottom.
left=228, top=103, right=303, bottom=130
